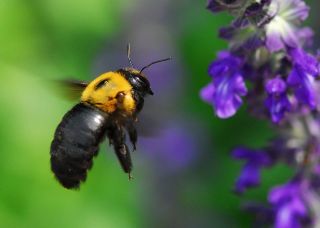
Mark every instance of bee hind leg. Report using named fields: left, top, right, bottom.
left=126, top=122, right=137, bottom=151
left=108, top=124, right=133, bottom=175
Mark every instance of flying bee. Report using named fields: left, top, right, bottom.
left=50, top=44, right=170, bottom=189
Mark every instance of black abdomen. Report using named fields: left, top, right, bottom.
left=50, top=103, right=109, bottom=189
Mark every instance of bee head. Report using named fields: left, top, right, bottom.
left=121, top=44, right=171, bottom=96
left=117, top=68, right=153, bottom=96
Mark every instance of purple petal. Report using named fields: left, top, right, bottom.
left=232, top=147, right=271, bottom=166
left=297, top=27, right=314, bottom=47
left=200, top=83, right=215, bottom=104
left=235, top=163, right=260, bottom=194
left=280, top=23, right=299, bottom=48
left=219, top=26, right=236, bottom=40
left=213, top=73, right=247, bottom=118
left=215, top=94, right=242, bottom=118
left=265, top=0, right=311, bottom=52
left=208, top=59, right=230, bottom=78
left=269, top=184, right=294, bottom=204
left=265, top=78, right=290, bottom=123
left=206, top=0, right=248, bottom=13
left=287, top=66, right=317, bottom=109
left=206, top=0, right=223, bottom=12
left=289, top=48, right=319, bottom=76
left=275, top=204, right=297, bottom=228
left=242, top=35, right=263, bottom=50
left=266, top=78, right=287, bottom=94
left=234, top=72, right=248, bottom=95
left=233, top=147, right=272, bottom=193
left=232, top=16, right=249, bottom=28
left=266, top=28, right=285, bottom=52
left=265, top=95, right=291, bottom=123
left=291, top=198, right=307, bottom=215
left=282, top=0, right=309, bottom=21
left=269, top=181, right=309, bottom=228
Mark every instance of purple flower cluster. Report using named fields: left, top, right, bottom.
left=202, top=0, right=320, bottom=226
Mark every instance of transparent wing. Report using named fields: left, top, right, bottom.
left=51, top=79, right=88, bottom=101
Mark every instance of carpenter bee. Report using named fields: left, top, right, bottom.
left=50, top=44, right=170, bottom=189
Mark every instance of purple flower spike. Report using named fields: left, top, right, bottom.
left=265, top=0, right=310, bottom=52
left=201, top=51, right=247, bottom=118
left=287, top=49, right=319, bottom=109
left=265, top=77, right=291, bottom=123
left=269, top=181, right=310, bottom=228
left=232, top=148, right=272, bottom=194
left=203, top=0, right=320, bottom=226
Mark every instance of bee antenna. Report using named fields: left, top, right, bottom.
left=127, top=43, right=134, bottom=68
left=140, top=57, right=172, bottom=73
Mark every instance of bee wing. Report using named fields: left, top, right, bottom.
left=52, top=79, right=88, bottom=100
left=135, top=112, right=164, bottom=137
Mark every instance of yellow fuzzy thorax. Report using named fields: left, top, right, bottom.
left=81, top=72, right=135, bottom=114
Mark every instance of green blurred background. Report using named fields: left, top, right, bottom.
left=0, top=0, right=318, bottom=227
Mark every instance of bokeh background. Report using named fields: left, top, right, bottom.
left=0, top=0, right=319, bottom=227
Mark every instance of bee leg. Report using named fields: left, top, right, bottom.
left=126, top=122, right=137, bottom=151
left=109, top=124, right=133, bottom=175
left=115, top=143, right=132, bottom=175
